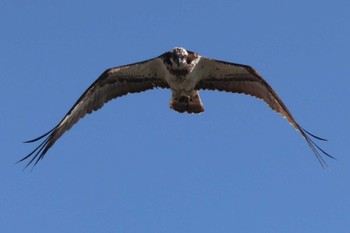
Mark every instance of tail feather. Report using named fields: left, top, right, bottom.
left=170, top=91, right=204, bottom=114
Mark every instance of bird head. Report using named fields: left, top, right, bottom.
left=170, top=47, right=189, bottom=68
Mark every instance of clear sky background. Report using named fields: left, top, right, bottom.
left=2, top=0, right=349, bottom=232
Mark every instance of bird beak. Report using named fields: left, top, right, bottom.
left=176, top=58, right=180, bottom=66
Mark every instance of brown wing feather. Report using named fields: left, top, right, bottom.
left=19, top=58, right=169, bottom=167
left=195, top=58, right=334, bottom=167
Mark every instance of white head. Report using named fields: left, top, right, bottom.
left=170, top=47, right=189, bottom=68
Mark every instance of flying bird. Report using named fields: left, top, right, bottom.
left=19, top=47, right=333, bottom=167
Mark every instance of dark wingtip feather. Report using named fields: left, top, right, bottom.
left=18, top=128, right=56, bottom=169
left=299, top=127, right=335, bottom=168
left=23, top=128, right=55, bottom=143
left=301, top=127, right=328, bottom=141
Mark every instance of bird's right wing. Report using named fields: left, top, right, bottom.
left=19, top=57, right=169, bottom=167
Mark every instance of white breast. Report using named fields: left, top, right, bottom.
left=164, top=56, right=203, bottom=95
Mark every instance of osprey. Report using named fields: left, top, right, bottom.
left=19, top=47, right=333, bottom=167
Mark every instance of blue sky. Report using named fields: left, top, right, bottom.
left=2, top=0, right=350, bottom=232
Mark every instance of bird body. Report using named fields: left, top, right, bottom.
left=19, top=47, right=333, bottom=167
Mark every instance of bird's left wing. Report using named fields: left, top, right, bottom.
left=195, top=57, right=333, bottom=167
left=19, top=57, right=169, bottom=167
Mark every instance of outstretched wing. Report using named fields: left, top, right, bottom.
left=195, top=57, right=334, bottom=167
left=19, top=57, right=169, bottom=167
